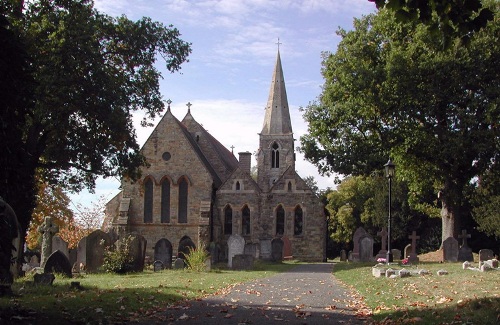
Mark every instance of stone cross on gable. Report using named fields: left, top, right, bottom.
left=230, top=145, right=235, bottom=154
left=458, top=229, right=471, bottom=247
left=186, top=102, right=192, bottom=112
left=408, top=231, right=420, bottom=255
left=377, top=228, right=388, bottom=251
left=38, top=216, right=59, bottom=267
left=276, top=38, right=282, bottom=50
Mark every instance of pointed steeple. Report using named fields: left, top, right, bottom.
left=261, top=50, right=293, bottom=135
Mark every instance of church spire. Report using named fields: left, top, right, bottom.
left=261, top=49, right=292, bottom=135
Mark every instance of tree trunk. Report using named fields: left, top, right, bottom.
left=439, top=188, right=461, bottom=247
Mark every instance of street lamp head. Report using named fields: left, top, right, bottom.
left=384, top=159, right=396, bottom=178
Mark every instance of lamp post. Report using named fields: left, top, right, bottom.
left=384, top=159, right=396, bottom=264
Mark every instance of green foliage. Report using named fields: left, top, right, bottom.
left=102, top=236, right=134, bottom=274
left=182, top=245, right=209, bottom=272
left=300, top=4, right=499, bottom=242
left=471, top=162, right=500, bottom=238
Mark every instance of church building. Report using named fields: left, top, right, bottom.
left=105, top=50, right=326, bottom=263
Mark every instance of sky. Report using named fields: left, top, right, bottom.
left=70, top=0, right=377, bottom=209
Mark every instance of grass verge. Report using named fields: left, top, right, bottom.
left=0, top=260, right=298, bottom=324
left=333, top=262, right=500, bottom=324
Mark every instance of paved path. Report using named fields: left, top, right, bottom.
left=141, top=263, right=371, bottom=324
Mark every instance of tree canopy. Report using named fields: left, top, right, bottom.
left=300, top=3, right=499, bottom=244
left=0, top=0, right=191, bottom=244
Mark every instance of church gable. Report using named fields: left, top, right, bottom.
left=218, top=167, right=260, bottom=194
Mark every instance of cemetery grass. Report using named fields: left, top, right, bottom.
left=333, top=262, right=500, bottom=324
left=0, top=260, right=298, bottom=324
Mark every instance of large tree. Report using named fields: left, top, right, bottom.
left=0, top=0, right=191, bottom=251
left=300, top=3, right=499, bottom=245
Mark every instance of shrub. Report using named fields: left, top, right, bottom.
left=102, top=236, right=134, bottom=273
left=182, top=245, right=209, bottom=272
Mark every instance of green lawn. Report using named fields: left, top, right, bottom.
left=0, top=261, right=297, bottom=324
left=333, top=261, right=500, bottom=324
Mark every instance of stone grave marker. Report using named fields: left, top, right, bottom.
left=127, top=234, right=147, bottom=272
left=232, top=254, right=254, bottom=270
left=154, top=239, right=173, bottom=269
left=442, top=237, right=459, bottom=262
left=340, top=250, right=347, bottom=262
left=244, top=243, right=259, bottom=259
left=77, top=230, right=113, bottom=273
left=29, top=255, right=40, bottom=268
left=391, top=249, right=401, bottom=260
left=271, top=238, right=284, bottom=262
left=0, top=197, right=21, bottom=293
left=458, top=229, right=473, bottom=262
left=44, top=250, right=72, bottom=277
left=173, top=258, right=185, bottom=269
left=282, top=236, right=292, bottom=259
left=153, top=260, right=164, bottom=272
left=227, top=234, right=245, bottom=268
left=376, top=228, right=388, bottom=260
left=404, top=244, right=412, bottom=259
left=178, top=236, right=196, bottom=258
left=52, top=235, right=69, bottom=260
left=351, top=227, right=368, bottom=262
left=479, top=249, right=494, bottom=265
left=38, top=216, right=59, bottom=267
left=259, top=238, right=272, bottom=260
left=407, top=231, right=420, bottom=263
left=34, top=273, right=55, bottom=285
left=359, top=234, right=374, bottom=262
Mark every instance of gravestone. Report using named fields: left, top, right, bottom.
left=271, top=238, right=284, bottom=262
left=259, top=239, right=272, bottom=260
left=407, top=231, right=420, bottom=263
left=173, top=258, right=185, bottom=269
left=227, top=234, right=245, bottom=268
left=127, top=234, right=147, bottom=272
left=52, top=235, right=69, bottom=260
left=351, top=227, right=368, bottom=262
left=376, top=228, right=388, bottom=260
left=244, top=243, right=259, bottom=259
left=282, top=236, right=292, bottom=258
left=458, top=229, right=473, bottom=262
left=359, top=235, right=374, bottom=262
left=0, top=197, right=21, bottom=294
left=153, top=260, right=164, bottom=272
left=340, top=250, right=347, bottom=262
left=29, top=255, right=40, bottom=268
left=232, top=254, right=254, bottom=270
left=38, top=216, right=59, bottom=267
left=77, top=230, right=113, bottom=273
left=44, top=250, right=72, bottom=277
left=479, top=249, right=494, bottom=264
left=391, top=249, right=401, bottom=260
left=178, top=236, right=196, bottom=258
left=154, top=239, right=173, bottom=269
left=442, top=237, right=459, bottom=262
left=404, top=244, right=412, bottom=259
left=34, top=273, right=55, bottom=285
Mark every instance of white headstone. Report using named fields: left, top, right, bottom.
left=227, top=234, right=245, bottom=268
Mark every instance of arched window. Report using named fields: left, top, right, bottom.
left=242, top=205, right=251, bottom=235
left=294, top=206, right=303, bottom=236
left=236, top=181, right=241, bottom=191
left=178, top=178, right=188, bottom=223
left=271, top=142, right=280, bottom=168
left=287, top=181, right=292, bottom=192
left=276, top=205, right=285, bottom=235
left=224, top=205, right=233, bottom=235
left=161, top=179, right=170, bottom=223
left=143, top=178, right=153, bottom=223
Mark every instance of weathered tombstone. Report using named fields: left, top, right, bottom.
left=376, top=228, right=388, bottom=260
left=359, top=235, right=374, bottom=262
left=340, top=250, right=347, bottom=262
left=227, top=234, right=245, bottom=268
left=244, top=243, right=259, bottom=259
left=34, top=273, right=55, bottom=285
left=232, top=254, right=254, bottom=270
left=479, top=249, right=494, bottom=265
left=282, top=236, right=292, bottom=258
left=127, top=234, right=147, bottom=272
left=351, top=227, right=368, bottom=262
left=259, top=238, right=272, bottom=260
left=77, top=230, right=112, bottom=273
left=442, top=237, right=459, bottom=262
left=391, top=249, right=401, bottom=260
left=407, top=231, right=420, bottom=263
left=348, top=250, right=353, bottom=261
left=153, top=260, right=164, bottom=272
left=154, top=239, right=173, bottom=269
left=458, top=229, right=473, bottom=262
left=44, top=250, right=72, bottom=277
left=404, top=244, right=412, bottom=259
left=52, top=235, right=69, bottom=260
left=29, top=255, right=40, bottom=268
left=38, top=216, right=59, bottom=267
left=178, top=236, right=196, bottom=258
left=0, top=197, right=21, bottom=295
left=173, top=258, right=185, bottom=269
left=271, top=238, right=284, bottom=262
